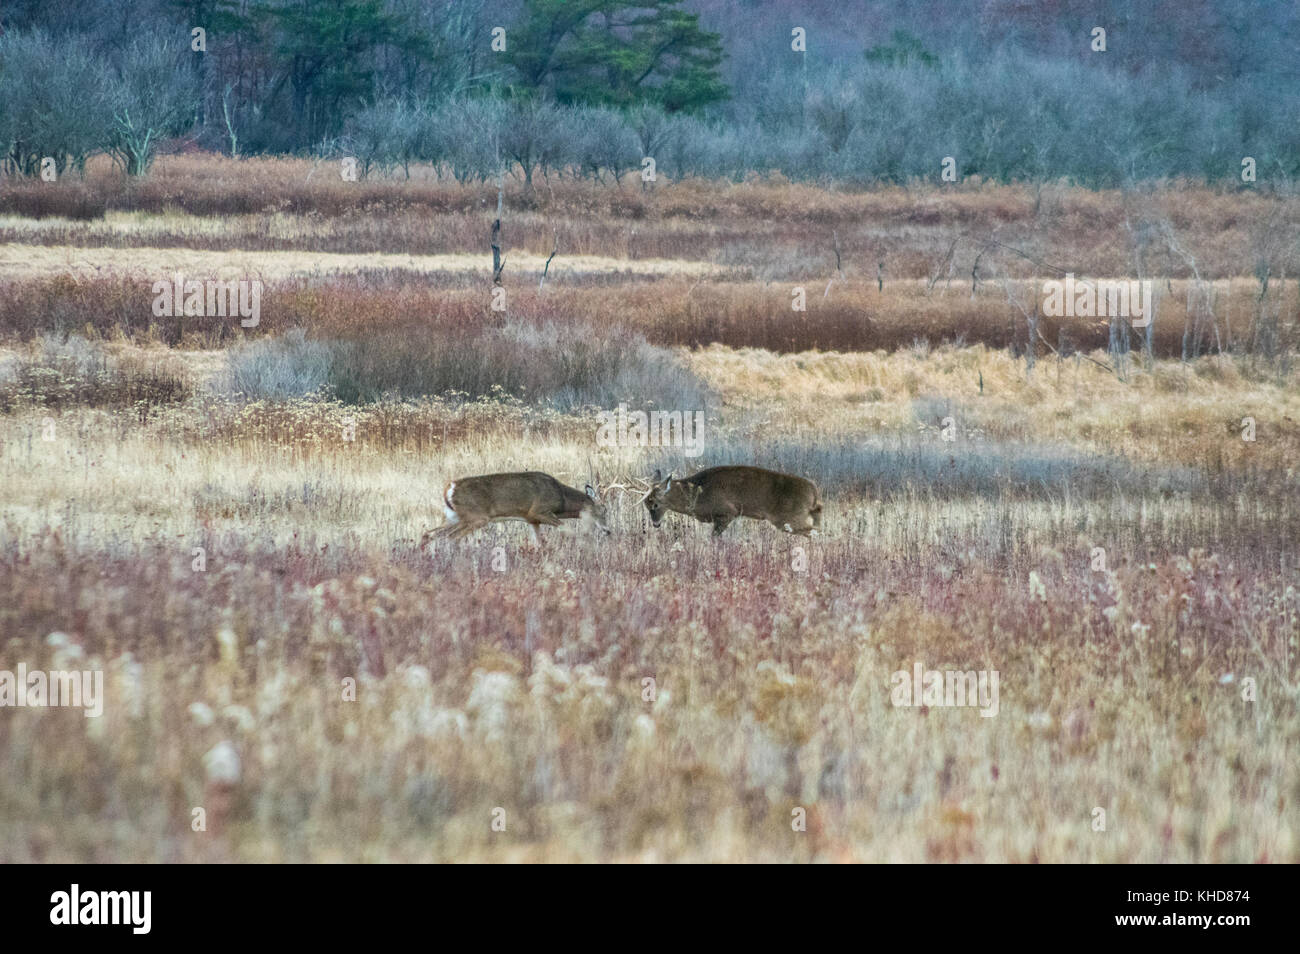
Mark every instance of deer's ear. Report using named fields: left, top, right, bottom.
left=652, top=469, right=663, bottom=483
left=584, top=483, right=597, bottom=499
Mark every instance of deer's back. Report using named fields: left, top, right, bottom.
left=452, top=472, right=566, bottom=517
left=688, top=466, right=819, bottom=517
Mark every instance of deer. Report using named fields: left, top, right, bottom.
left=639, top=466, right=822, bottom=537
left=427, top=472, right=610, bottom=545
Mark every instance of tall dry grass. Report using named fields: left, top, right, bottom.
left=0, top=412, right=1295, bottom=861
left=0, top=345, right=1296, bottom=861
left=1, top=163, right=1297, bottom=863
left=4, top=154, right=1300, bottom=281
left=3, top=275, right=1297, bottom=361
left=0, top=335, right=190, bottom=414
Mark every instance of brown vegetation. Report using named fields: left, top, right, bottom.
left=0, top=158, right=1296, bottom=862
left=3, top=273, right=1296, bottom=361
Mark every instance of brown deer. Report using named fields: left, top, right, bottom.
left=429, top=472, right=610, bottom=545
left=640, top=466, right=821, bottom=537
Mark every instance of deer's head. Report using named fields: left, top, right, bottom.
left=581, top=483, right=611, bottom=534
left=641, top=470, right=701, bottom=527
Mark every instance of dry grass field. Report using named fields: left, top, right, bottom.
left=1, top=157, right=1297, bottom=862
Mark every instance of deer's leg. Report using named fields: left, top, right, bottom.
left=431, top=513, right=461, bottom=538
left=447, top=518, right=485, bottom=540
left=711, top=515, right=734, bottom=536
left=523, top=508, right=563, bottom=546
left=793, top=510, right=818, bottom=537
left=526, top=506, right=564, bottom=528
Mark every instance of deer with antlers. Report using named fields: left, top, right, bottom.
left=426, top=472, right=610, bottom=545
left=637, top=466, right=822, bottom=537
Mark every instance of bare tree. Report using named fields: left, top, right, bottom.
left=437, top=97, right=505, bottom=184
left=0, top=30, right=113, bottom=177
left=109, top=32, right=200, bottom=176
left=499, top=101, right=576, bottom=196
left=576, top=107, right=639, bottom=185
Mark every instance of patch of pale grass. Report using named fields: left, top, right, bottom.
left=0, top=243, right=725, bottom=281
left=684, top=344, right=1300, bottom=470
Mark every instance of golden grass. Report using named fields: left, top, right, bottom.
left=1, top=164, right=1296, bottom=862
left=5, top=153, right=1300, bottom=282
left=684, top=344, right=1300, bottom=471
left=1, top=344, right=1296, bottom=862
left=0, top=242, right=723, bottom=281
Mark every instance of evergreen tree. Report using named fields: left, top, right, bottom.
left=508, top=0, right=726, bottom=113
left=257, top=0, right=429, bottom=147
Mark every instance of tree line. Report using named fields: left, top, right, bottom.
left=2, top=0, right=1299, bottom=187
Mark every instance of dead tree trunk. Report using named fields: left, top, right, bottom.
left=490, top=219, right=505, bottom=285
left=539, top=231, right=558, bottom=291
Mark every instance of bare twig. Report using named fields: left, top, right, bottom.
left=1039, top=327, right=1112, bottom=372
left=538, top=230, right=558, bottom=291
left=824, top=230, right=845, bottom=299
left=975, top=236, right=1069, bottom=276
left=927, top=238, right=958, bottom=295
left=971, top=246, right=986, bottom=297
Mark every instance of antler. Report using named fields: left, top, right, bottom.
left=602, top=479, right=654, bottom=502
left=603, top=481, right=642, bottom=494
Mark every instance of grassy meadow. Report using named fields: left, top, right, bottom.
left=0, top=157, right=1298, bottom=862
